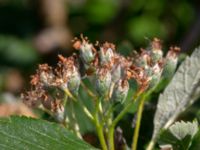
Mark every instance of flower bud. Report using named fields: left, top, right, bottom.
left=71, top=37, right=96, bottom=65
left=162, top=46, right=180, bottom=78
left=111, top=79, right=129, bottom=103
left=99, top=42, right=114, bottom=65
left=80, top=42, right=95, bottom=64
left=95, top=67, right=112, bottom=96
left=57, top=55, right=81, bottom=95
left=136, top=50, right=151, bottom=68
left=67, top=67, right=81, bottom=94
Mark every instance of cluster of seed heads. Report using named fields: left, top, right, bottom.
left=22, top=35, right=180, bottom=121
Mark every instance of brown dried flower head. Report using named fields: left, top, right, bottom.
left=22, top=35, right=180, bottom=120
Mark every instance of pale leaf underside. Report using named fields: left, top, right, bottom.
left=152, top=47, right=200, bottom=140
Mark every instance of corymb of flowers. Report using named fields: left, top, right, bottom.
left=21, top=35, right=180, bottom=148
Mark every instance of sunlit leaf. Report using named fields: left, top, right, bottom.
left=159, top=121, right=198, bottom=150
left=151, top=46, right=200, bottom=142
left=0, top=116, right=97, bottom=150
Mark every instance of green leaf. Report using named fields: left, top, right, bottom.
left=151, top=46, right=200, bottom=141
left=169, top=121, right=198, bottom=140
left=190, top=129, right=200, bottom=150
left=0, top=116, right=97, bottom=150
left=159, top=121, right=198, bottom=150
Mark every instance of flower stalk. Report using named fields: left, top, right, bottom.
left=94, top=98, right=108, bottom=150
left=131, top=94, right=146, bottom=150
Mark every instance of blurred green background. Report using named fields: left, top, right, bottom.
left=0, top=0, right=200, bottom=149
left=0, top=0, right=200, bottom=91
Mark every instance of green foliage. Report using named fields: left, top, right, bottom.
left=85, top=0, right=118, bottom=24
left=159, top=121, right=199, bottom=150
left=169, top=121, right=198, bottom=140
left=190, top=129, right=200, bottom=150
left=0, top=116, right=97, bottom=150
left=127, top=16, right=167, bottom=44
left=0, top=35, right=38, bottom=66
left=151, top=47, right=200, bottom=142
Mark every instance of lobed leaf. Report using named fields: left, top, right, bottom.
left=158, top=121, right=198, bottom=150
left=152, top=46, right=200, bottom=141
left=169, top=121, right=198, bottom=140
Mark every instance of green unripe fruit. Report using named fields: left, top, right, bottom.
left=95, top=68, right=112, bottom=97
left=67, top=68, right=81, bottom=95
left=147, top=63, right=162, bottom=89
left=99, top=47, right=114, bottom=65
left=150, top=50, right=163, bottom=64
left=111, top=64, right=121, bottom=83
left=111, top=79, right=129, bottom=103
left=80, top=43, right=95, bottom=64
left=162, top=47, right=180, bottom=79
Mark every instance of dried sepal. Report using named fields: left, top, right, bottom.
left=21, top=90, right=43, bottom=108
left=73, top=36, right=96, bottom=65
left=128, top=64, right=150, bottom=94
left=34, top=64, right=55, bottom=87
left=51, top=100, right=65, bottom=122
left=56, top=54, right=81, bottom=94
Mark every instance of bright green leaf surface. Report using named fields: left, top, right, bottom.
left=0, top=116, right=97, bottom=150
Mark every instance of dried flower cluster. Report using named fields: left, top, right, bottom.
left=22, top=36, right=180, bottom=123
